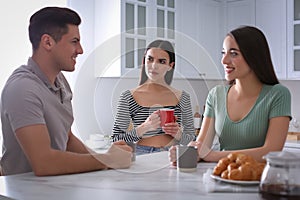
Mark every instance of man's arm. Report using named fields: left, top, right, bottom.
left=16, top=124, right=132, bottom=176
left=66, top=130, right=93, bottom=154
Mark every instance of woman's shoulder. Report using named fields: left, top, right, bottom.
left=266, top=84, right=291, bottom=96
left=119, top=89, right=134, bottom=99
left=271, top=83, right=290, bottom=91
left=261, top=84, right=291, bottom=104
left=172, top=87, right=184, bottom=97
left=120, top=89, right=131, bottom=95
left=209, top=84, right=229, bottom=94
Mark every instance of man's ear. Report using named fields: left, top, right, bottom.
left=40, top=34, right=54, bottom=50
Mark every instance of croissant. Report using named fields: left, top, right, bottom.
left=228, top=169, right=243, bottom=180
left=221, top=169, right=229, bottom=179
left=227, top=162, right=239, bottom=171
left=212, top=157, right=231, bottom=176
left=236, top=163, right=254, bottom=180
left=227, top=152, right=240, bottom=162
left=235, top=154, right=256, bottom=165
left=213, top=153, right=266, bottom=181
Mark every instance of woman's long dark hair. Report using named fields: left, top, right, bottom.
left=139, top=40, right=175, bottom=85
left=228, top=26, right=279, bottom=85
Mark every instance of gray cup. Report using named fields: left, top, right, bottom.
left=126, top=142, right=136, bottom=161
left=176, top=145, right=198, bottom=172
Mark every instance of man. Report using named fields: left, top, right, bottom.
left=0, top=7, right=132, bottom=176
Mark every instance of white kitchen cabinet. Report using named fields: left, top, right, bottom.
left=256, top=0, right=287, bottom=80
left=288, top=0, right=300, bottom=79
left=92, top=0, right=225, bottom=79
left=93, top=0, right=176, bottom=77
left=225, top=0, right=255, bottom=32
left=198, top=0, right=225, bottom=79
left=172, top=0, right=198, bottom=79
left=69, top=0, right=298, bottom=80
left=226, top=0, right=299, bottom=80
left=175, top=0, right=224, bottom=79
left=69, top=0, right=176, bottom=78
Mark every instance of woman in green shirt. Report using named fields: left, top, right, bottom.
left=170, top=26, right=291, bottom=163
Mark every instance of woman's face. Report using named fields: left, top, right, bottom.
left=221, top=36, right=252, bottom=82
left=144, top=48, right=174, bottom=83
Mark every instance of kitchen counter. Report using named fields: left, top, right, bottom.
left=0, top=152, right=265, bottom=200
left=284, top=140, right=300, bottom=153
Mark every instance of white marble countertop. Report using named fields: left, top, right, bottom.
left=284, top=140, right=300, bottom=148
left=0, top=152, right=264, bottom=200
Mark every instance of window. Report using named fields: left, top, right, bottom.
left=121, top=0, right=175, bottom=76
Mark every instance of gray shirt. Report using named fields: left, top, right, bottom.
left=1, top=58, right=73, bottom=175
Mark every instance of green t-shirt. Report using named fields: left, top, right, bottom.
left=204, top=84, right=291, bottom=150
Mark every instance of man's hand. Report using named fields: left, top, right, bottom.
left=96, top=140, right=133, bottom=169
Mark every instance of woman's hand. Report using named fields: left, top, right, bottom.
left=188, top=141, right=201, bottom=162
left=144, top=110, right=161, bottom=131
left=169, top=141, right=202, bottom=167
left=190, top=141, right=212, bottom=161
left=162, top=116, right=181, bottom=140
left=168, top=145, right=177, bottom=166
left=136, top=110, right=161, bottom=137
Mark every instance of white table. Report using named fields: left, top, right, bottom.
left=0, top=152, right=263, bottom=200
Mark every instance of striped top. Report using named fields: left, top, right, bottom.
left=112, top=90, right=195, bottom=145
left=204, top=84, right=291, bottom=150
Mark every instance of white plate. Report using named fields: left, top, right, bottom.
left=210, top=174, right=260, bottom=185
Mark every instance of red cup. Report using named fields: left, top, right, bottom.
left=159, top=109, right=175, bottom=127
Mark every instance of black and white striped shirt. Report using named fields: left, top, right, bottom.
left=112, top=90, right=195, bottom=145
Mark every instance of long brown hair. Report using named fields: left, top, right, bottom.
left=139, top=40, right=175, bottom=85
left=228, top=26, right=279, bottom=85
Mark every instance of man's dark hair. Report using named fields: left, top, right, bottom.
left=29, top=7, right=81, bottom=51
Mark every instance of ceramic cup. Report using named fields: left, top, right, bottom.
left=159, top=108, right=175, bottom=127
left=176, top=145, right=198, bottom=172
left=126, top=142, right=136, bottom=162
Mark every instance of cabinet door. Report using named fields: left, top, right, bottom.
left=175, top=0, right=202, bottom=79
left=198, top=0, right=224, bottom=79
left=176, top=0, right=223, bottom=79
left=287, top=0, right=300, bottom=79
left=256, top=0, right=287, bottom=80
left=226, top=0, right=255, bottom=32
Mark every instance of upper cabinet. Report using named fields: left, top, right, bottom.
left=226, top=0, right=300, bottom=80
left=176, top=0, right=224, bottom=79
left=288, top=0, right=300, bottom=79
left=68, top=0, right=300, bottom=80
left=256, top=0, right=287, bottom=80
left=225, top=0, right=255, bottom=32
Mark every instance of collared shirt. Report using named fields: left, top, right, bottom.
left=1, top=58, right=73, bottom=175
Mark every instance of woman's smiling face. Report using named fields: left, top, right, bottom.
left=221, top=35, right=252, bottom=82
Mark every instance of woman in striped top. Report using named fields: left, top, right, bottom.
left=169, top=26, right=291, bottom=164
left=112, top=40, right=195, bottom=155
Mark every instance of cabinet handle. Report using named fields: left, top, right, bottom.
left=198, top=73, right=206, bottom=77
